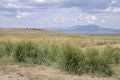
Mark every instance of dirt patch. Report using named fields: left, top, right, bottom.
left=0, top=65, right=117, bottom=80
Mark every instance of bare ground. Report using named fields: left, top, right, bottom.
left=0, top=65, right=118, bottom=80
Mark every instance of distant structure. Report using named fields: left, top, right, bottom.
left=24, top=27, right=44, bottom=30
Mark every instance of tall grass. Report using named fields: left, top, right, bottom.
left=0, top=42, right=4, bottom=57
left=61, top=44, right=86, bottom=74
left=60, top=46, right=113, bottom=76
left=0, top=41, right=120, bottom=76
left=14, top=41, right=40, bottom=64
left=103, top=46, right=120, bottom=64
left=0, top=41, right=14, bottom=57
left=41, top=44, right=64, bottom=65
left=85, top=48, right=113, bottom=76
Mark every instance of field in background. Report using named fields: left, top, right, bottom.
left=0, top=28, right=120, bottom=80
left=0, top=28, right=120, bottom=48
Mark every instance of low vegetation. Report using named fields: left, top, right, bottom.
left=0, top=41, right=120, bottom=76
left=0, top=29, right=120, bottom=77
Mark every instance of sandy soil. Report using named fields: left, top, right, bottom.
left=0, top=65, right=118, bottom=80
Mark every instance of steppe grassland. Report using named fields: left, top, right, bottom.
left=0, top=28, right=120, bottom=76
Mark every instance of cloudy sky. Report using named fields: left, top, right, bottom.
left=0, top=0, right=120, bottom=29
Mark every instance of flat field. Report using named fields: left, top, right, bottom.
left=0, top=28, right=120, bottom=80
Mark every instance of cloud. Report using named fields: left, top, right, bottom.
left=85, top=15, right=97, bottom=24
left=6, top=2, right=31, bottom=8
left=104, top=6, right=120, bottom=13
left=0, top=0, right=120, bottom=14
left=62, top=0, right=112, bottom=10
left=16, top=11, right=32, bottom=19
left=6, top=3, right=19, bottom=8
left=0, top=0, right=120, bottom=29
left=102, top=19, right=106, bottom=23
left=111, top=0, right=117, bottom=4
left=0, top=11, right=11, bottom=16
left=32, top=0, right=63, bottom=3
left=33, top=0, right=46, bottom=3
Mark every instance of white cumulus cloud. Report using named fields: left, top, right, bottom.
left=105, top=6, right=120, bottom=13
left=6, top=2, right=33, bottom=9
left=85, top=15, right=96, bottom=21
left=6, top=3, right=20, bottom=8
left=31, top=0, right=63, bottom=3
left=16, top=12, right=32, bottom=19
left=33, top=0, right=46, bottom=3
left=85, top=15, right=97, bottom=24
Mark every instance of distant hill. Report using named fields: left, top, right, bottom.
left=47, top=25, right=120, bottom=34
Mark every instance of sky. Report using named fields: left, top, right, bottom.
left=0, top=0, right=120, bottom=29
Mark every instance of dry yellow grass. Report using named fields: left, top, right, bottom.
left=0, top=28, right=120, bottom=49
left=0, top=28, right=120, bottom=79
